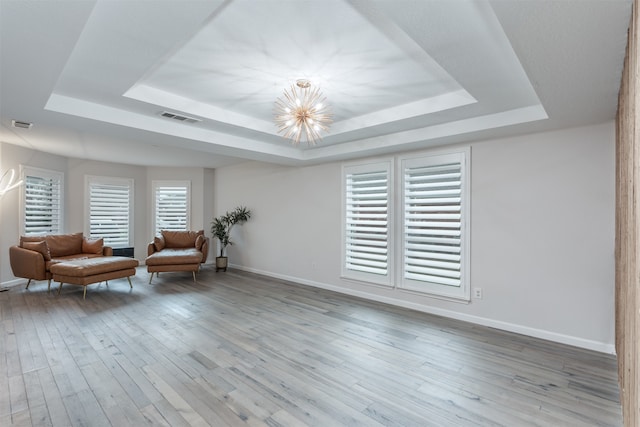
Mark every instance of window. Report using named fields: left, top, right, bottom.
left=342, top=161, right=393, bottom=286
left=20, top=166, right=64, bottom=235
left=401, top=151, right=469, bottom=300
left=342, top=149, right=470, bottom=301
left=85, top=176, right=134, bottom=248
left=152, top=180, right=190, bottom=235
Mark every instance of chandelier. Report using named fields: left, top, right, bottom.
left=274, top=79, right=332, bottom=146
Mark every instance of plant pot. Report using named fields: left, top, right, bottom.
left=216, top=256, right=228, bottom=272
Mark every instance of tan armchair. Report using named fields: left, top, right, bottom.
left=145, top=230, right=209, bottom=283
left=9, top=233, right=112, bottom=291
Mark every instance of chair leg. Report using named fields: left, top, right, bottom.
left=192, top=271, right=197, bottom=282
left=57, top=282, right=63, bottom=296
left=83, top=286, right=87, bottom=300
left=127, top=276, right=133, bottom=288
left=25, top=279, right=32, bottom=289
left=47, top=279, right=51, bottom=293
left=148, top=272, right=154, bottom=284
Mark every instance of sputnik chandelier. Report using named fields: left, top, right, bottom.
left=274, top=79, right=332, bottom=146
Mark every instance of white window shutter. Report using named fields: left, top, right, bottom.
left=342, top=162, right=392, bottom=285
left=342, top=150, right=469, bottom=300
left=401, top=150, right=469, bottom=300
left=23, top=172, right=63, bottom=235
left=153, top=182, right=190, bottom=235
left=88, top=179, right=132, bottom=247
left=403, top=162, right=462, bottom=287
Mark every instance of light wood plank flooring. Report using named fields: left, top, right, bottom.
left=0, top=267, right=622, bottom=426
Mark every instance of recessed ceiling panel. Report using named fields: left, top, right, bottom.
left=130, top=0, right=466, bottom=123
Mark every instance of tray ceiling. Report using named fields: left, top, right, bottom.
left=0, top=0, right=632, bottom=167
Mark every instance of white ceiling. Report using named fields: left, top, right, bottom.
left=0, top=0, right=633, bottom=168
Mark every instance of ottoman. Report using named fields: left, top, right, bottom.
left=50, top=256, right=139, bottom=299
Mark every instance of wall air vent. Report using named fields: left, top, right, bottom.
left=12, top=120, right=33, bottom=129
left=159, top=111, right=201, bottom=124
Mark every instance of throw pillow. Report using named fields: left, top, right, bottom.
left=20, top=235, right=47, bottom=246
left=195, top=235, right=205, bottom=250
left=82, top=237, right=104, bottom=254
left=22, top=240, right=52, bottom=261
left=154, top=235, right=165, bottom=251
left=162, top=230, right=199, bottom=248
left=47, top=232, right=83, bottom=257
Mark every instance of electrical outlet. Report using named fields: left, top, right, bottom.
left=474, top=288, right=483, bottom=299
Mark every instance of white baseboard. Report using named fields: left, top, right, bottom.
left=231, top=264, right=616, bottom=355
left=0, top=278, right=27, bottom=288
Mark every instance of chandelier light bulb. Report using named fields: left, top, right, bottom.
left=274, top=80, right=333, bottom=146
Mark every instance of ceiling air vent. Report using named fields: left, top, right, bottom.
left=12, top=120, right=33, bottom=129
left=159, top=111, right=201, bottom=124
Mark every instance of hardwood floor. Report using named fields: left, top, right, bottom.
left=0, top=267, right=622, bottom=426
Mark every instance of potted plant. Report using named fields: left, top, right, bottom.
left=211, top=206, right=251, bottom=271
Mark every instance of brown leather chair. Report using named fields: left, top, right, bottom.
left=145, top=230, right=209, bottom=283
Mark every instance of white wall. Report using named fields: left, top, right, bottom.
left=214, top=122, right=616, bottom=353
left=0, top=142, right=216, bottom=282
left=214, top=161, right=341, bottom=277
left=1, top=121, right=616, bottom=352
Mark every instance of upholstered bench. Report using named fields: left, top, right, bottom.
left=50, top=256, right=139, bottom=299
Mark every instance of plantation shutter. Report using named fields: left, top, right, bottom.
left=403, top=157, right=464, bottom=288
left=343, top=163, right=391, bottom=284
left=154, top=182, right=189, bottom=234
left=88, top=180, right=132, bottom=247
left=24, top=173, right=62, bottom=235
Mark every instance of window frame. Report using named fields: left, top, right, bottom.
left=151, top=180, right=191, bottom=237
left=19, top=165, right=64, bottom=236
left=341, top=160, right=394, bottom=287
left=84, top=175, right=134, bottom=248
left=399, top=149, right=470, bottom=301
left=341, top=148, right=471, bottom=302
